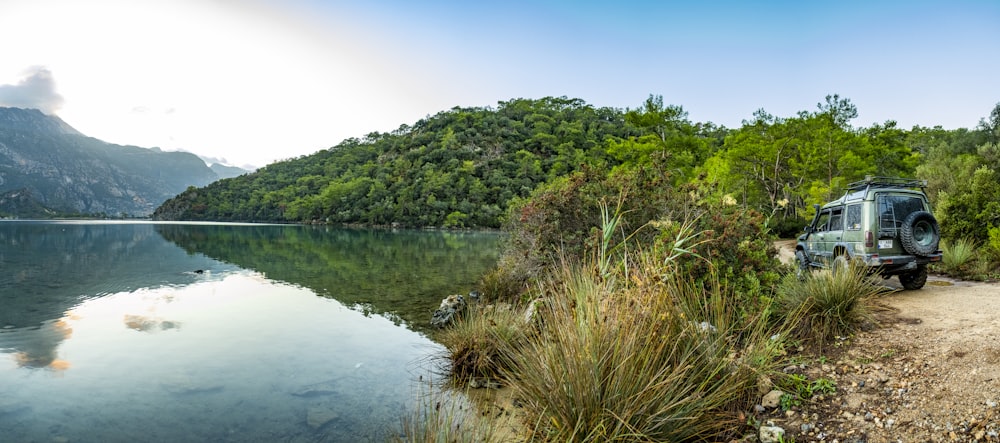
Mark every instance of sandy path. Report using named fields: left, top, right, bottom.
left=772, top=240, right=1000, bottom=442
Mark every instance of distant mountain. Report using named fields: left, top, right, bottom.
left=0, top=107, right=225, bottom=217
left=210, top=162, right=250, bottom=179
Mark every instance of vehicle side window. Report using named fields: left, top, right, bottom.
left=845, top=204, right=862, bottom=230
left=828, top=207, right=844, bottom=231
left=815, top=210, right=831, bottom=231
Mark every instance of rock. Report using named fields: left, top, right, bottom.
left=761, top=389, right=784, bottom=409
left=469, top=378, right=503, bottom=389
left=430, top=294, right=466, bottom=328
left=161, top=377, right=223, bottom=395
left=306, top=407, right=339, bottom=429
left=523, top=298, right=545, bottom=325
left=292, top=382, right=339, bottom=397
left=693, top=321, right=718, bottom=333
left=759, top=424, right=786, bottom=443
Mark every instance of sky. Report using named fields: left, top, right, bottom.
left=1, top=0, right=998, bottom=169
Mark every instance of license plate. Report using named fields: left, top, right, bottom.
left=878, top=239, right=893, bottom=249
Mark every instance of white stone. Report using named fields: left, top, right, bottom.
left=761, top=389, right=784, bottom=408
left=759, top=425, right=786, bottom=443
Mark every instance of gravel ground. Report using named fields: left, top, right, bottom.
left=765, top=241, right=1000, bottom=443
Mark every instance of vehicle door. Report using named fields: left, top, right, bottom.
left=811, top=206, right=844, bottom=263
left=808, top=209, right=831, bottom=263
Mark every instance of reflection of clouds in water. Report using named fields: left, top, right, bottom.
left=9, top=318, right=74, bottom=372
left=123, top=314, right=182, bottom=332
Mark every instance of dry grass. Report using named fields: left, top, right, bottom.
left=776, top=262, right=888, bottom=348
left=498, top=256, right=785, bottom=441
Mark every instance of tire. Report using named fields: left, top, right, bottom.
left=900, top=211, right=940, bottom=256
left=899, top=264, right=928, bottom=290
left=795, top=249, right=810, bottom=280
left=831, top=254, right=849, bottom=276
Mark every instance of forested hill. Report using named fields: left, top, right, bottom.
left=153, top=95, right=1000, bottom=236
left=154, top=96, right=719, bottom=227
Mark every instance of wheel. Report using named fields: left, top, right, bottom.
left=831, top=254, right=849, bottom=276
left=795, top=249, right=810, bottom=280
left=898, top=264, right=928, bottom=290
left=900, top=211, right=940, bottom=256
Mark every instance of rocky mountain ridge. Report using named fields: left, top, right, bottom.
left=0, top=107, right=247, bottom=217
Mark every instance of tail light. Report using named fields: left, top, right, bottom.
left=865, top=230, right=874, bottom=248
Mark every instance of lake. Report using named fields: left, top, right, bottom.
left=0, top=220, right=501, bottom=442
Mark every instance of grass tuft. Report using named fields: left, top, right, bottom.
left=436, top=303, right=532, bottom=383
left=776, top=262, right=888, bottom=348
left=940, top=238, right=977, bottom=276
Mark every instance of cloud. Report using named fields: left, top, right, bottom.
left=0, top=66, right=65, bottom=114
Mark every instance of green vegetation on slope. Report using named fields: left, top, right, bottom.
left=155, top=95, right=1000, bottom=246
left=154, top=96, right=723, bottom=227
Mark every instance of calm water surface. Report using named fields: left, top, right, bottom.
left=0, top=221, right=501, bottom=442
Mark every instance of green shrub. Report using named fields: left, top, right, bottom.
left=775, top=263, right=887, bottom=348
left=499, top=164, right=783, bottom=306
left=476, top=262, right=529, bottom=304
left=938, top=166, right=1000, bottom=241
left=648, top=203, right=783, bottom=317
left=989, top=225, right=1000, bottom=260
left=497, top=162, right=682, bottom=302
left=770, top=215, right=809, bottom=239
left=501, top=258, right=785, bottom=442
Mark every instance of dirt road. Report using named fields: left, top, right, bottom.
left=771, top=240, right=1000, bottom=442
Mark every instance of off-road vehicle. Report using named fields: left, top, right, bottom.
left=795, top=176, right=942, bottom=289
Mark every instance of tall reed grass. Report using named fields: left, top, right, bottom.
left=392, top=380, right=497, bottom=443
left=499, top=254, right=785, bottom=441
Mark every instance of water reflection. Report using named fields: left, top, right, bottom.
left=155, top=223, right=501, bottom=331
left=0, top=221, right=239, bottom=329
left=0, top=221, right=499, bottom=441
left=8, top=318, right=73, bottom=371
left=1, top=271, right=446, bottom=441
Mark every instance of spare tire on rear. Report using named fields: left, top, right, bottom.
left=900, top=211, right=940, bottom=256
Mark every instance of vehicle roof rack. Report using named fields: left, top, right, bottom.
left=846, top=175, right=927, bottom=192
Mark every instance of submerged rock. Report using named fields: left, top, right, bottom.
left=292, top=382, right=339, bottom=397
left=161, top=376, right=223, bottom=395
left=306, top=407, right=339, bottom=429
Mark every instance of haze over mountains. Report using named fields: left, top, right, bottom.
left=0, top=107, right=248, bottom=217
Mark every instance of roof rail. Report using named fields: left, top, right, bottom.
left=846, top=175, right=927, bottom=192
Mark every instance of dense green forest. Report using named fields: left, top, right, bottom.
left=154, top=95, right=1000, bottom=241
